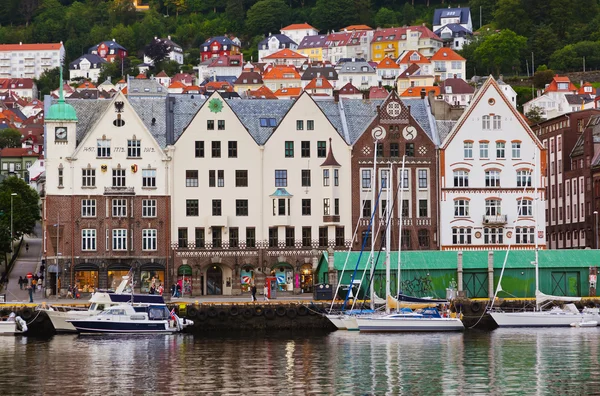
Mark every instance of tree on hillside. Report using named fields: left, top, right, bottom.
left=145, top=39, right=170, bottom=65
left=474, top=29, right=527, bottom=76
left=374, top=7, right=398, bottom=28
left=34, top=67, right=63, bottom=98
left=533, top=68, right=555, bottom=89
left=0, top=129, right=23, bottom=150
left=312, top=0, right=357, bottom=33
left=402, top=2, right=415, bottom=25
left=549, top=41, right=600, bottom=72
left=246, top=0, right=289, bottom=37
left=493, top=0, right=532, bottom=36
left=226, top=0, right=246, bottom=33
left=164, top=0, right=188, bottom=18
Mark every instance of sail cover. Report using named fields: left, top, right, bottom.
left=535, top=290, right=581, bottom=305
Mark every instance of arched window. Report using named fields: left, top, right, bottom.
left=516, top=170, right=532, bottom=187
left=485, top=170, right=501, bottom=187
left=518, top=198, right=533, bottom=216
left=453, top=170, right=469, bottom=187
left=454, top=199, right=469, bottom=217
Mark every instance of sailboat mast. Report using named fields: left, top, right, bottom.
left=533, top=151, right=540, bottom=311
left=385, top=162, right=392, bottom=314
left=397, top=156, right=406, bottom=298
left=370, top=140, right=378, bottom=310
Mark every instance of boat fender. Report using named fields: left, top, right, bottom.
left=20, top=308, right=33, bottom=321
left=229, top=306, right=239, bottom=316
left=471, top=302, right=481, bottom=313
left=187, top=307, right=198, bottom=318
left=275, top=306, right=286, bottom=317
left=264, top=308, right=276, bottom=320
left=207, top=307, right=218, bottom=318
left=286, top=308, right=297, bottom=319
left=217, top=310, right=228, bottom=321
left=196, top=310, right=207, bottom=321
left=254, top=306, right=264, bottom=316
left=297, top=305, right=309, bottom=316
left=15, top=316, right=27, bottom=333
left=242, top=308, right=253, bottom=319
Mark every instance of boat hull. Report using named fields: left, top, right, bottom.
left=489, top=311, right=599, bottom=328
left=342, top=316, right=359, bottom=331
left=356, top=317, right=464, bottom=332
left=68, top=320, right=178, bottom=334
left=0, top=321, right=18, bottom=335
left=325, top=315, right=347, bottom=330
left=45, top=310, right=97, bottom=333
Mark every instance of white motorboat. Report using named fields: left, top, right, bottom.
left=490, top=302, right=600, bottom=328
left=41, top=277, right=167, bottom=333
left=0, top=312, right=27, bottom=335
left=67, top=304, right=192, bottom=334
left=356, top=307, right=464, bottom=332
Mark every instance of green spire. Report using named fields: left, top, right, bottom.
left=46, top=63, right=78, bottom=121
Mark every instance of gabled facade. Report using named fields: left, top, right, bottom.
left=200, top=36, right=241, bottom=61
left=440, top=77, right=547, bottom=250
left=0, top=148, right=39, bottom=182
left=262, top=65, right=302, bottom=91
left=233, top=71, right=263, bottom=93
left=323, top=31, right=372, bottom=64
left=351, top=91, right=439, bottom=251
left=397, top=64, right=435, bottom=93
left=89, top=40, right=128, bottom=63
left=297, top=35, right=328, bottom=62
left=262, top=48, right=307, bottom=68
left=396, top=50, right=432, bottom=75
left=304, top=77, right=334, bottom=97
left=207, top=55, right=244, bottom=78
left=376, top=57, right=400, bottom=83
left=143, top=36, right=184, bottom=65
left=280, top=23, right=319, bottom=48
left=430, top=47, right=466, bottom=81
left=69, top=54, right=106, bottom=83
left=44, top=90, right=171, bottom=295
left=438, top=77, right=475, bottom=107
left=0, top=78, right=38, bottom=101
left=371, top=26, right=442, bottom=61
left=259, top=34, right=299, bottom=62
left=433, top=7, right=473, bottom=32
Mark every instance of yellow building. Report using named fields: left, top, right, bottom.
left=371, top=26, right=442, bottom=61
left=297, top=35, right=328, bottom=62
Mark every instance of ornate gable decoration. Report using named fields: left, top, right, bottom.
left=379, top=91, right=409, bottom=125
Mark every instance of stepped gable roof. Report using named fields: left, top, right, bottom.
left=302, top=67, right=337, bottom=81
left=433, top=7, right=471, bottom=25
left=431, top=47, right=465, bottom=61
left=263, top=65, right=301, bottom=80
left=377, top=57, right=399, bottom=69
left=263, top=48, right=307, bottom=60
left=201, top=36, right=238, bottom=47
left=321, top=138, right=341, bottom=167
left=155, top=70, right=169, bottom=78
left=69, top=54, right=106, bottom=69
left=338, top=82, right=361, bottom=95
left=400, top=86, right=440, bottom=97
left=281, top=23, right=317, bottom=31
left=248, top=86, right=277, bottom=99
left=234, top=72, right=263, bottom=85
left=0, top=43, right=62, bottom=51
left=298, top=35, right=328, bottom=49
left=397, top=50, right=430, bottom=65
left=258, top=34, right=297, bottom=47
left=439, top=78, right=474, bottom=94
left=305, top=77, right=333, bottom=90
left=369, top=86, right=389, bottom=99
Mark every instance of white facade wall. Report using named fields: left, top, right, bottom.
left=281, top=29, right=319, bottom=48
left=440, top=79, right=546, bottom=250
left=69, top=59, right=102, bottom=82
left=0, top=45, right=64, bottom=79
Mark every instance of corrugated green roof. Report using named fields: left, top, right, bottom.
left=328, top=250, right=600, bottom=271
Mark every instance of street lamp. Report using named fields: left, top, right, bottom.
left=10, top=193, right=17, bottom=253
left=595, top=211, right=599, bottom=249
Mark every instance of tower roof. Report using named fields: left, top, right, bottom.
left=46, top=65, right=77, bottom=121
left=321, top=138, right=340, bottom=167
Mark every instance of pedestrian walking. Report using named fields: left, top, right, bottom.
left=251, top=284, right=257, bottom=302
left=158, top=284, right=164, bottom=296
left=176, top=283, right=181, bottom=298
left=27, top=284, right=33, bottom=303
left=25, top=243, right=29, bottom=252
left=18, top=276, right=24, bottom=290
left=149, top=284, right=156, bottom=295
left=170, top=283, right=176, bottom=298
left=31, top=278, right=37, bottom=293
left=263, top=285, right=269, bottom=301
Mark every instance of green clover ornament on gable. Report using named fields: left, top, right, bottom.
left=208, top=98, right=223, bottom=113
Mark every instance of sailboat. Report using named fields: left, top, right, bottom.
left=356, top=157, right=464, bottom=332
left=488, top=158, right=600, bottom=327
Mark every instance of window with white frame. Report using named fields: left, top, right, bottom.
left=323, top=198, right=330, bottom=215
left=380, top=169, right=389, bottom=189
left=493, top=115, right=501, bottom=130
left=82, top=168, right=96, bottom=187
left=482, top=115, right=490, bottom=130
left=485, top=199, right=501, bottom=215
left=112, top=168, right=125, bottom=187
left=464, top=142, right=473, bottom=159
left=142, top=229, right=157, bottom=251
left=484, top=227, right=504, bottom=244
left=112, top=229, right=127, bottom=250
left=485, top=170, right=500, bottom=187
left=97, top=139, right=111, bottom=158
left=479, top=142, right=489, bottom=158
left=496, top=142, right=505, bottom=158
left=452, top=228, right=471, bottom=244
left=142, top=169, right=156, bottom=188
left=361, top=169, right=371, bottom=189
left=81, top=199, right=96, bottom=217
left=127, top=139, right=141, bottom=158
left=400, top=169, right=409, bottom=188
left=516, top=170, right=532, bottom=187
left=453, top=170, right=469, bottom=187
left=323, top=169, right=330, bottom=186
left=454, top=199, right=469, bottom=217
left=81, top=229, right=96, bottom=251
left=515, top=227, right=535, bottom=244
left=518, top=199, right=533, bottom=216
left=418, top=169, right=427, bottom=188
left=112, top=199, right=127, bottom=217
left=512, top=142, right=521, bottom=158
left=142, top=199, right=156, bottom=217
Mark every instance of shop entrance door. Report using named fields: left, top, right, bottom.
left=207, top=266, right=222, bottom=295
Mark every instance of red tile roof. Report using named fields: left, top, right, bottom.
left=544, top=75, right=578, bottom=93
left=578, top=82, right=594, bottom=95
left=0, top=78, right=35, bottom=90
left=305, top=77, right=333, bottom=90
left=263, top=48, right=307, bottom=60
left=0, top=43, right=62, bottom=51
left=204, top=81, right=233, bottom=92
left=263, top=65, right=301, bottom=80
left=78, top=81, right=97, bottom=89
left=400, top=86, right=440, bottom=97
left=369, top=86, right=389, bottom=99
left=344, top=25, right=372, bottom=31
left=430, top=47, right=465, bottom=61
left=0, top=148, right=38, bottom=157
left=135, top=73, right=147, bottom=79
left=155, top=70, right=169, bottom=78
left=168, top=81, right=186, bottom=89
left=249, top=86, right=277, bottom=99
left=338, top=82, right=362, bottom=95
left=281, top=23, right=317, bottom=31
left=372, top=26, right=440, bottom=42
left=396, top=50, right=431, bottom=65
left=274, top=87, right=302, bottom=97
left=377, top=57, right=399, bottom=69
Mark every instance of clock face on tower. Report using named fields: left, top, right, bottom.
left=55, top=127, right=67, bottom=140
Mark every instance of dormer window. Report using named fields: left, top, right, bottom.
left=558, top=82, right=569, bottom=90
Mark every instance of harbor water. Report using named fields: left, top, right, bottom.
left=1, top=328, right=599, bottom=395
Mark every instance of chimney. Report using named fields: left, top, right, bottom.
left=420, top=88, right=426, bottom=99
left=112, top=38, right=115, bottom=42
left=378, top=81, right=382, bottom=88
left=168, top=35, right=171, bottom=40
left=453, top=74, right=457, bottom=79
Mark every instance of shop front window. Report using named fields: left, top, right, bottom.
left=272, top=264, right=293, bottom=292
left=240, top=266, right=254, bottom=292
left=140, top=270, right=165, bottom=293
left=300, top=264, right=313, bottom=293
left=74, top=270, right=98, bottom=293
left=107, top=269, right=130, bottom=290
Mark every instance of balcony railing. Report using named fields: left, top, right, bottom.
left=482, top=215, right=508, bottom=225
left=434, top=66, right=447, bottom=72
left=104, top=186, right=135, bottom=195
